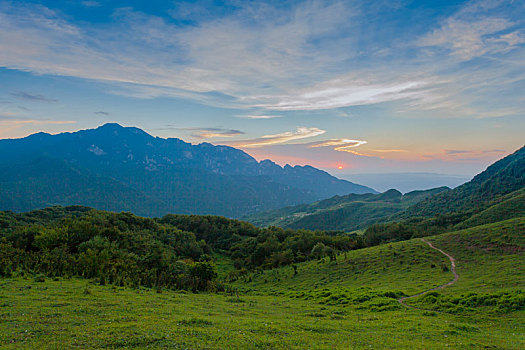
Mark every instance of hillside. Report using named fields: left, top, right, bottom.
left=236, top=217, right=525, bottom=296
left=400, top=145, right=525, bottom=219
left=245, top=187, right=448, bottom=231
left=0, top=124, right=375, bottom=218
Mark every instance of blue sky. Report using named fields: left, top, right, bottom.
left=0, top=0, right=524, bottom=178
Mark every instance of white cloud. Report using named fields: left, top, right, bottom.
left=309, top=139, right=367, bottom=148
left=253, top=79, right=427, bottom=111
left=225, top=127, right=326, bottom=148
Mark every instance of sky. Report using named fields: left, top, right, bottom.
left=0, top=0, right=524, bottom=181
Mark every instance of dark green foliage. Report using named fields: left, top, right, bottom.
left=363, top=212, right=471, bottom=245
left=0, top=206, right=361, bottom=288
left=160, top=213, right=361, bottom=270
left=228, top=227, right=361, bottom=270
left=160, top=214, right=259, bottom=250
left=0, top=208, right=216, bottom=291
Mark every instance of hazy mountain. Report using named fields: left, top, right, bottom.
left=0, top=123, right=375, bottom=217
left=341, top=172, right=470, bottom=193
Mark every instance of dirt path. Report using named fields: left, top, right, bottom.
left=398, top=238, right=459, bottom=309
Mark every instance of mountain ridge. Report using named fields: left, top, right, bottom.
left=0, top=123, right=375, bottom=217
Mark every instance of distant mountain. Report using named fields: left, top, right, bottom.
left=0, top=123, right=375, bottom=217
left=245, top=187, right=449, bottom=231
left=399, top=146, right=525, bottom=220
left=341, top=172, right=469, bottom=193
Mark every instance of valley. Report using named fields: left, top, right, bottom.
left=1, top=144, right=524, bottom=349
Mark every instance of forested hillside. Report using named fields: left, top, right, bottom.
left=245, top=187, right=448, bottom=231
left=362, top=147, right=525, bottom=246
left=400, top=146, right=525, bottom=219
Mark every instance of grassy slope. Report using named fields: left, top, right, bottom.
left=1, top=217, right=524, bottom=349
left=456, top=188, right=525, bottom=229
left=235, top=217, right=525, bottom=296
left=426, top=217, right=525, bottom=294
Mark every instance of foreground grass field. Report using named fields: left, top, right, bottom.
left=1, top=217, right=524, bottom=349
left=1, top=278, right=524, bottom=349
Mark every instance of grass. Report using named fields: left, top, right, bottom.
left=1, top=278, right=524, bottom=349
left=231, top=237, right=453, bottom=296
left=426, top=217, right=525, bottom=294
left=1, top=217, right=524, bottom=349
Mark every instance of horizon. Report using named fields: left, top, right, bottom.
left=1, top=0, right=524, bottom=180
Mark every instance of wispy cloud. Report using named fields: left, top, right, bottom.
left=417, top=0, right=525, bottom=62
left=0, top=0, right=523, bottom=121
left=371, top=149, right=408, bottom=153
left=422, top=148, right=509, bottom=161
left=10, top=91, right=58, bottom=103
left=309, top=139, right=367, bottom=148
left=81, top=1, right=101, bottom=8
left=0, top=114, right=75, bottom=125
left=156, top=126, right=245, bottom=139
left=253, top=79, right=427, bottom=111
left=444, top=149, right=506, bottom=155
left=225, top=127, right=325, bottom=148
left=190, top=128, right=245, bottom=139
left=236, top=114, right=283, bottom=119
left=94, top=111, right=110, bottom=115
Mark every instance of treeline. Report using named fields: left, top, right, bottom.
left=229, top=228, right=361, bottom=269
left=0, top=209, right=216, bottom=291
left=0, top=206, right=363, bottom=289
left=363, top=212, right=471, bottom=246
left=160, top=214, right=363, bottom=269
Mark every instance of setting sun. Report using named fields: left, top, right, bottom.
left=337, top=165, right=343, bottom=170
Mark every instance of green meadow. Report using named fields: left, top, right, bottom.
left=1, top=217, right=524, bottom=349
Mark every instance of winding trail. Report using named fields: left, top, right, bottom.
left=398, top=238, right=459, bottom=309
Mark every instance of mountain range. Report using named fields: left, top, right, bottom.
left=0, top=123, right=375, bottom=217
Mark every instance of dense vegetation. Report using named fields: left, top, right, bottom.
left=0, top=207, right=362, bottom=290
left=0, top=208, right=217, bottom=291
